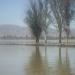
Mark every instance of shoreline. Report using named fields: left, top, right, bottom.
left=0, top=43, right=74, bottom=47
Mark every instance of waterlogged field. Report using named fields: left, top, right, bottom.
left=0, top=45, right=75, bottom=75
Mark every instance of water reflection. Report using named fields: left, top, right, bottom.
left=25, top=46, right=73, bottom=75
left=56, top=47, right=72, bottom=75
left=26, top=46, right=46, bottom=75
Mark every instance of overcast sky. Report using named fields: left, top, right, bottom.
left=0, top=0, right=75, bottom=28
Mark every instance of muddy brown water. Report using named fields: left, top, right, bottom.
left=0, top=45, right=75, bottom=75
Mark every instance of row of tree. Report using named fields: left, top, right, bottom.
left=25, top=0, right=75, bottom=45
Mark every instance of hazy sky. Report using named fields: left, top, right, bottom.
left=0, top=0, right=75, bottom=28
left=0, top=0, right=29, bottom=26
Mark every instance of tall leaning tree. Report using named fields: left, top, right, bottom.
left=63, top=0, right=75, bottom=45
left=25, top=0, right=44, bottom=45
left=49, top=0, right=75, bottom=63
left=50, top=0, right=75, bottom=45
left=43, top=0, right=52, bottom=44
left=49, top=0, right=64, bottom=62
left=41, top=0, right=51, bottom=50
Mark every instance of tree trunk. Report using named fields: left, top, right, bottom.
left=59, top=24, right=62, bottom=63
left=66, top=34, right=68, bottom=63
left=67, top=35, right=68, bottom=46
left=45, top=31, right=47, bottom=51
left=36, top=38, right=39, bottom=45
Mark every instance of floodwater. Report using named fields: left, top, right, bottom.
left=0, top=45, right=75, bottom=75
